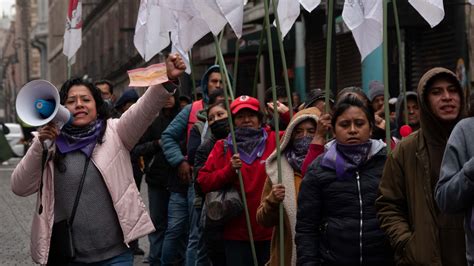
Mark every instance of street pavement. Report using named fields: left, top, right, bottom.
left=0, top=157, right=150, bottom=265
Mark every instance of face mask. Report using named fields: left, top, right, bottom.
left=210, top=118, right=229, bottom=139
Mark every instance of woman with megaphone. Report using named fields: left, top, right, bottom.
left=11, top=54, right=186, bottom=265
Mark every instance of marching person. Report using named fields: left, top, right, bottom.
left=296, top=95, right=393, bottom=265
left=197, top=95, right=280, bottom=266
left=11, top=54, right=186, bottom=265
left=257, top=107, right=320, bottom=265
left=376, top=67, right=466, bottom=265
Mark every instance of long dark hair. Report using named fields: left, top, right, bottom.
left=331, top=94, right=375, bottom=130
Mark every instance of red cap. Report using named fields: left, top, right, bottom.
left=230, top=95, right=260, bottom=114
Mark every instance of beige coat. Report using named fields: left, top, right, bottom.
left=257, top=108, right=320, bottom=266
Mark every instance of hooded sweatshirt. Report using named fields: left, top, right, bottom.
left=392, top=91, right=419, bottom=139
left=376, top=67, right=466, bottom=266
left=162, top=65, right=221, bottom=167
left=436, top=117, right=474, bottom=264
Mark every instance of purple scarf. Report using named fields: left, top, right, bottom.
left=226, top=127, right=267, bottom=164
left=320, top=141, right=372, bottom=180
left=56, top=119, right=103, bottom=157
left=285, top=136, right=312, bottom=172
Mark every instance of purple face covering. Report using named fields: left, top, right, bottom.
left=226, top=127, right=267, bottom=165
left=320, top=141, right=372, bottom=180
left=286, top=136, right=313, bottom=172
left=56, top=119, right=103, bottom=157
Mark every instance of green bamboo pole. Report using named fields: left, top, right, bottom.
left=271, top=0, right=293, bottom=118
left=324, top=0, right=335, bottom=115
left=252, top=24, right=267, bottom=98
left=214, top=35, right=235, bottom=100
left=383, top=0, right=392, bottom=153
left=67, top=60, right=72, bottom=79
left=264, top=0, right=284, bottom=265
left=213, top=34, right=257, bottom=266
left=392, top=0, right=408, bottom=125
left=189, top=51, right=198, bottom=101
left=215, top=31, right=224, bottom=65
left=233, top=39, right=240, bottom=95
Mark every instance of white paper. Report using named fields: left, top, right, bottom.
left=342, top=0, right=383, bottom=61
left=408, top=0, right=444, bottom=28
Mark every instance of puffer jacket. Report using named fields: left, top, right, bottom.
left=11, top=84, right=172, bottom=264
left=296, top=140, right=393, bottom=266
left=161, top=65, right=220, bottom=167
left=376, top=67, right=466, bottom=266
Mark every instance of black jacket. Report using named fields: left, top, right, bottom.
left=296, top=141, right=393, bottom=266
left=132, top=96, right=185, bottom=192
left=193, top=135, right=218, bottom=197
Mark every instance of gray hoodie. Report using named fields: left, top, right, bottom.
left=436, top=117, right=474, bottom=264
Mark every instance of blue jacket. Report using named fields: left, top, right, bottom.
left=161, top=65, right=220, bottom=167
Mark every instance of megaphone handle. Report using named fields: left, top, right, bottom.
left=43, top=139, right=52, bottom=150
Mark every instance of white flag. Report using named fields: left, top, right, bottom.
left=216, top=0, right=245, bottom=38
left=342, top=0, right=383, bottom=61
left=171, top=13, right=191, bottom=74
left=161, top=0, right=211, bottom=53
left=134, top=0, right=174, bottom=62
left=276, top=0, right=301, bottom=39
left=63, top=0, right=82, bottom=60
left=409, top=0, right=444, bottom=28
left=299, top=0, right=321, bottom=12
left=193, top=0, right=227, bottom=36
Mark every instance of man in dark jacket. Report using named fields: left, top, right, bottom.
left=391, top=91, right=420, bottom=140
left=436, top=114, right=474, bottom=265
left=160, top=65, right=223, bottom=265
left=132, top=91, right=181, bottom=265
left=113, top=89, right=145, bottom=255
left=376, top=67, right=466, bottom=265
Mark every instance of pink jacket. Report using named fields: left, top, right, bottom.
left=11, top=84, right=171, bottom=264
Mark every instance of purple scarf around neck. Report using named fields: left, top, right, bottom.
left=56, top=119, right=103, bottom=157
left=320, top=141, right=372, bottom=180
left=226, top=127, right=267, bottom=165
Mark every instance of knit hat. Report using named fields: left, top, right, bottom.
left=368, top=80, right=386, bottom=102
left=114, top=89, right=139, bottom=109
left=304, top=88, right=334, bottom=108
left=230, top=95, right=260, bottom=114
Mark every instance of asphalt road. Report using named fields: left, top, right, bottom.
left=0, top=157, right=150, bottom=265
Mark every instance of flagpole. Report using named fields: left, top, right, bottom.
left=214, top=35, right=235, bottom=100
left=383, top=0, right=392, bottom=153
left=67, top=60, right=72, bottom=79
left=324, top=0, right=335, bottom=115
left=252, top=24, right=267, bottom=98
left=263, top=0, right=285, bottom=265
left=215, top=31, right=225, bottom=65
left=189, top=51, right=198, bottom=101
left=213, top=34, right=258, bottom=266
left=392, top=0, right=408, bottom=125
left=233, top=39, right=240, bottom=95
left=271, top=0, right=293, bottom=118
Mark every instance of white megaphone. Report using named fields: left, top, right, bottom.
left=16, top=80, right=73, bottom=147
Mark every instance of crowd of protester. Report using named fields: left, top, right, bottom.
left=12, top=54, right=474, bottom=266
